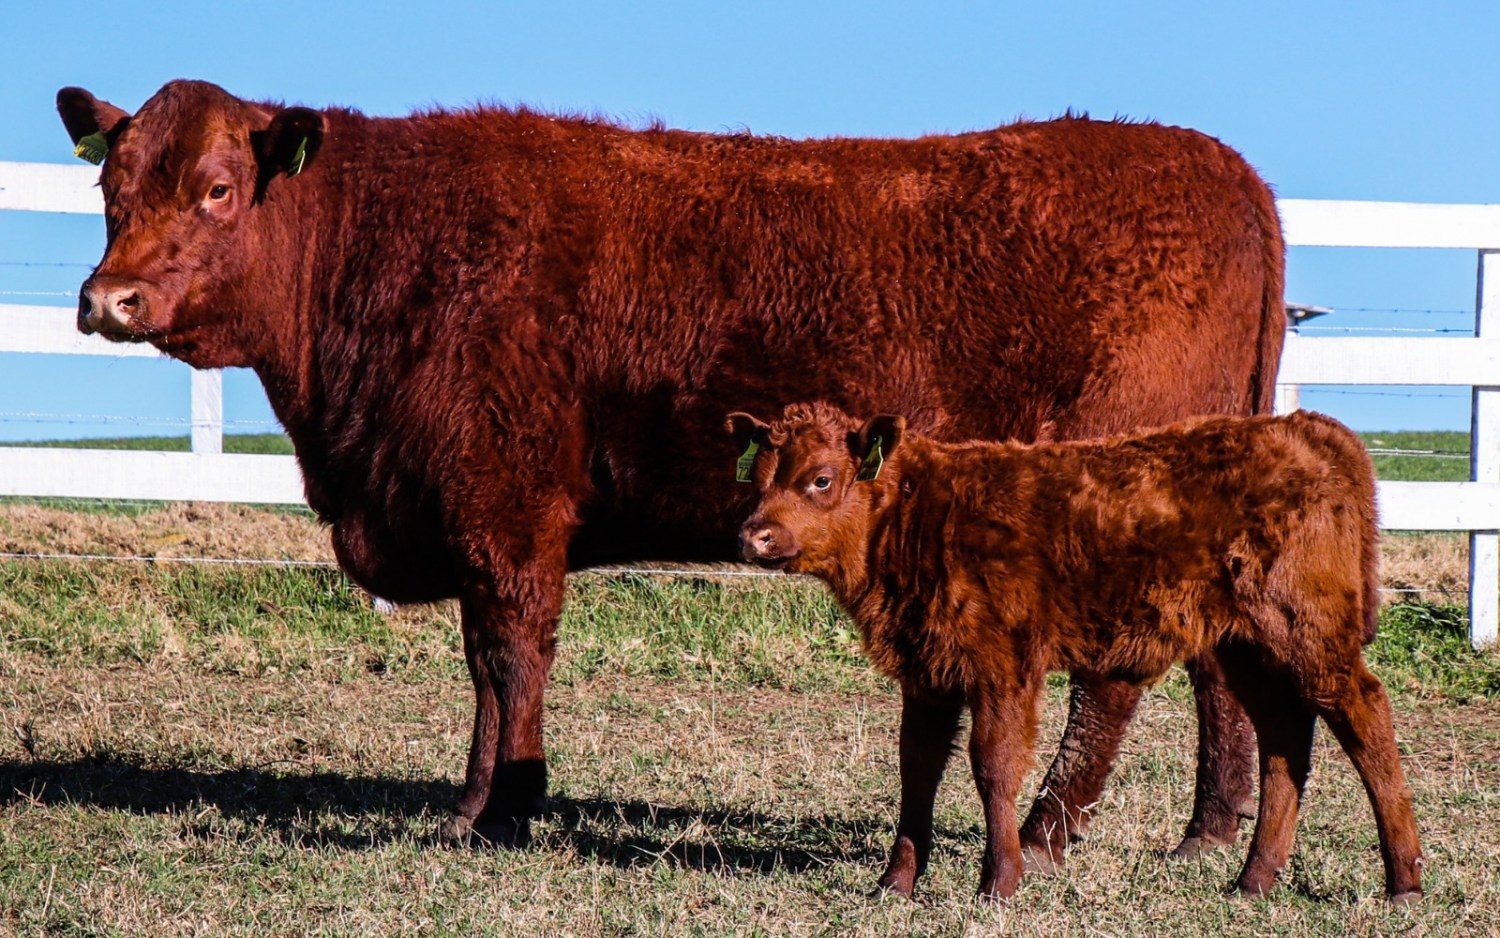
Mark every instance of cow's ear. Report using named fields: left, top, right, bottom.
left=850, top=415, right=905, bottom=482
left=256, top=106, right=325, bottom=178
left=57, top=87, right=131, bottom=163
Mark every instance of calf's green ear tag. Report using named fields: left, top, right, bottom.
left=735, top=440, right=761, bottom=483
left=287, top=136, right=309, bottom=176
left=856, top=436, right=884, bottom=482
left=74, top=132, right=108, bottom=165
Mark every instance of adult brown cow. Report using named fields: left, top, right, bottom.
left=56, top=80, right=1284, bottom=865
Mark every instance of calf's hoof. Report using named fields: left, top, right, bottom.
left=872, top=868, right=917, bottom=899
left=1232, top=873, right=1278, bottom=899
left=1020, top=844, right=1062, bottom=876
left=1387, top=889, right=1422, bottom=906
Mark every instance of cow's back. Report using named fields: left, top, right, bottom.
left=547, top=116, right=1283, bottom=563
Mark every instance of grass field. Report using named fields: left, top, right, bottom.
left=1, top=429, right=1498, bottom=934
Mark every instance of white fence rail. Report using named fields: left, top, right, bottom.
left=2, top=161, right=1498, bottom=646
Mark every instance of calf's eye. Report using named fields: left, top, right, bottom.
left=813, top=475, right=832, bottom=491
left=208, top=184, right=231, bottom=201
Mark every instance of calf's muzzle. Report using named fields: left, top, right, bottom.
left=739, top=520, right=799, bottom=567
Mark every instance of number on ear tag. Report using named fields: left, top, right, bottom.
left=74, top=132, right=108, bottom=165
left=288, top=136, right=308, bottom=176
left=856, top=436, right=884, bottom=482
left=735, top=440, right=761, bottom=482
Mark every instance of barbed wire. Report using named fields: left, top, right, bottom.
left=0, top=547, right=1469, bottom=595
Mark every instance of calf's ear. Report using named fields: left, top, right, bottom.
left=726, top=412, right=771, bottom=449
left=56, top=87, right=132, bottom=163
left=255, top=106, right=325, bottom=179
left=726, top=412, right=771, bottom=482
left=851, top=415, right=905, bottom=481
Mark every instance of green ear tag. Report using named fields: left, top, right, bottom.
left=856, top=436, right=884, bottom=482
left=287, top=136, right=308, bottom=176
left=73, top=131, right=108, bottom=165
left=735, top=440, right=761, bottom=483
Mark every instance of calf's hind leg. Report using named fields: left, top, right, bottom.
left=876, top=690, right=965, bottom=897
left=1318, top=661, right=1423, bottom=902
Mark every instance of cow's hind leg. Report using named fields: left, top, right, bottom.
left=1218, top=649, right=1315, bottom=897
left=876, top=689, right=964, bottom=897
left=1318, top=660, right=1423, bottom=902
left=1171, top=652, right=1258, bottom=859
left=1019, top=673, right=1142, bottom=873
left=440, top=565, right=565, bottom=847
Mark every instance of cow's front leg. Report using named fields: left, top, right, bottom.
left=1170, top=651, right=1257, bottom=858
left=439, top=562, right=565, bottom=847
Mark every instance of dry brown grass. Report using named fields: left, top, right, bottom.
left=2, top=662, right=1497, bottom=935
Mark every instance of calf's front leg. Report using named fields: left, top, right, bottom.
left=876, top=689, right=964, bottom=897
left=969, top=678, right=1041, bottom=901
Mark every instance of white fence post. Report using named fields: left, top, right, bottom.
left=1471, top=250, right=1500, bottom=648
left=190, top=369, right=224, bottom=455
left=1274, top=383, right=1301, bottom=415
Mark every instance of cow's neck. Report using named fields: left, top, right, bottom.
left=244, top=113, right=444, bottom=474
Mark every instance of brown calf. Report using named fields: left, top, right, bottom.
left=730, top=403, right=1422, bottom=903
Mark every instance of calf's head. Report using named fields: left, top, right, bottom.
left=728, top=403, right=905, bottom=579
left=57, top=80, right=324, bottom=363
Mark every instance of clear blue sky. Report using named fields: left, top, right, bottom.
left=3, top=0, right=1498, bottom=438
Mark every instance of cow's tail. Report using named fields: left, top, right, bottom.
left=1244, top=170, right=1287, bottom=418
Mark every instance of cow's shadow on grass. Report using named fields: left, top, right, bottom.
left=0, top=756, right=891, bottom=873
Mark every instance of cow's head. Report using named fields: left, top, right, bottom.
left=57, top=80, right=324, bottom=364
left=728, top=402, right=905, bottom=580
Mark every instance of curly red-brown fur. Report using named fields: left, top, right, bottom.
left=738, top=405, right=1420, bottom=902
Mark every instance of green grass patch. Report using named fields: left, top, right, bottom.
left=2, top=560, right=1493, bottom=700
left=1367, top=603, right=1500, bottom=701
left=0, top=432, right=294, bottom=454
left=1359, top=430, right=1469, bottom=482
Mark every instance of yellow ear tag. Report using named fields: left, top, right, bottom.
left=73, top=132, right=108, bottom=165
left=856, top=436, right=884, bottom=482
left=288, top=136, right=308, bottom=176
left=735, top=440, right=761, bottom=483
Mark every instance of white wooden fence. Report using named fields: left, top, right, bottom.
left=2, top=161, right=1498, bottom=647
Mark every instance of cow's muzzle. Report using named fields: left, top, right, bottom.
left=739, top=521, right=800, bottom=568
left=78, top=276, right=150, bottom=338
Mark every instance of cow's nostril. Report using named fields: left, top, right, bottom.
left=115, top=291, right=139, bottom=313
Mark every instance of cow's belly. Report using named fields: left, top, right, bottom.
left=331, top=505, right=461, bottom=603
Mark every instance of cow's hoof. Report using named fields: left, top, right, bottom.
left=436, top=813, right=475, bottom=847
left=472, top=815, right=531, bottom=848
left=1021, top=844, right=1062, bottom=876
left=1168, top=832, right=1235, bottom=861
left=1388, top=889, right=1423, bottom=906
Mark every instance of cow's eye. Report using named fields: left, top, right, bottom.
left=812, top=475, right=832, bottom=491
left=208, top=184, right=231, bottom=201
